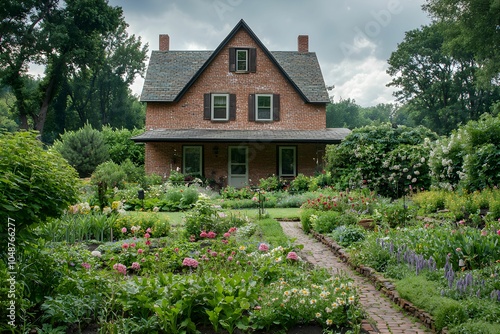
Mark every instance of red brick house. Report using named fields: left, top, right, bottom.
left=133, top=19, right=350, bottom=188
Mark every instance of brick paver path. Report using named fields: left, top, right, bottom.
left=280, top=221, right=431, bottom=334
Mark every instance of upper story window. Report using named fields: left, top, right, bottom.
left=212, top=94, right=229, bottom=121
left=203, top=93, right=236, bottom=121
left=248, top=94, right=280, bottom=122
left=229, top=48, right=256, bottom=73
left=256, top=94, right=272, bottom=121
left=236, top=49, right=248, bottom=72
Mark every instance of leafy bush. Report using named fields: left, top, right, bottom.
left=300, top=209, right=316, bottom=232
left=325, top=123, right=438, bottom=198
left=329, top=225, right=366, bottom=247
left=101, top=126, right=145, bottom=166
left=53, top=123, right=109, bottom=177
left=91, top=160, right=127, bottom=189
left=311, top=211, right=341, bottom=234
left=114, top=212, right=170, bottom=238
left=289, top=173, right=310, bottom=193
left=120, top=158, right=145, bottom=184
left=411, top=190, right=447, bottom=213
left=0, top=131, right=79, bottom=233
left=258, top=175, right=286, bottom=192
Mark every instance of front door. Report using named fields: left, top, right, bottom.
left=228, top=146, right=248, bottom=188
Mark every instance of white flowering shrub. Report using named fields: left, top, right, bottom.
left=325, top=123, right=438, bottom=198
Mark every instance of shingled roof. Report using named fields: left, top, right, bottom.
left=140, top=19, right=330, bottom=103
left=132, top=128, right=351, bottom=143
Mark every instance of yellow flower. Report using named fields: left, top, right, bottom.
left=301, top=289, right=309, bottom=296
left=292, top=288, right=298, bottom=294
left=284, top=291, right=291, bottom=296
left=331, top=302, right=339, bottom=308
left=310, top=299, right=317, bottom=305
left=349, top=296, right=355, bottom=304
left=326, top=319, right=333, bottom=326
left=239, top=245, right=246, bottom=251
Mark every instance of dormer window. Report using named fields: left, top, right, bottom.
left=229, top=48, right=256, bottom=73
left=236, top=49, right=248, bottom=72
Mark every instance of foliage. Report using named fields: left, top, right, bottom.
left=387, top=23, right=499, bottom=135
left=429, top=114, right=500, bottom=192
left=310, top=211, right=341, bottom=234
left=325, top=123, right=438, bottom=198
left=0, top=131, right=79, bottom=234
left=91, top=160, right=127, bottom=189
left=53, top=123, right=109, bottom=177
left=326, top=98, right=396, bottom=129
left=258, top=175, right=287, bottom=192
left=329, top=225, right=366, bottom=247
left=289, top=173, right=310, bottom=193
left=101, top=126, right=145, bottom=166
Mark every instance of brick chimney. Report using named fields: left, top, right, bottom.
left=298, top=35, right=309, bottom=53
left=159, top=34, right=170, bottom=51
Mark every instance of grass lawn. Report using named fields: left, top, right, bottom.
left=126, top=208, right=301, bottom=226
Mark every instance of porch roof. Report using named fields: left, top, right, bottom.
left=131, top=128, right=351, bottom=144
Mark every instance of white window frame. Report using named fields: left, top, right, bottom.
left=279, top=146, right=296, bottom=177
left=236, top=49, right=248, bottom=72
left=255, top=94, right=273, bottom=121
left=211, top=93, right=229, bottom=121
left=183, top=146, right=203, bottom=176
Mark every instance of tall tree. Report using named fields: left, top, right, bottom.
left=423, top=0, right=500, bottom=86
left=387, top=23, right=499, bottom=134
left=0, top=0, right=125, bottom=135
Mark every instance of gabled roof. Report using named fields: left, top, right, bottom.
left=132, top=128, right=351, bottom=144
left=141, top=19, right=330, bottom=103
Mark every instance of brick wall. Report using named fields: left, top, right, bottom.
left=145, top=29, right=326, bottom=131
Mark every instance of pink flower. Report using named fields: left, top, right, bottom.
left=174, top=247, right=179, bottom=253
left=456, top=248, right=462, bottom=252
left=258, top=243, right=269, bottom=252
left=144, top=233, right=151, bottom=239
left=200, top=231, right=208, bottom=238
left=113, top=263, right=127, bottom=275
left=81, top=262, right=91, bottom=270
left=121, top=227, right=127, bottom=233
left=252, top=197, right=258, bottom=202
left=207, top=231, right=217, bottom=239
left=141, top=258, right=146, bottom=262
left=497, top=230, right=500, bottom=236
left=286, top=252, right=299, bottom=261
left=122, top=243, right=129, bottom=249
left=145, top=240, right=151, bottom=246
left=137, top=248, right=144, bottom=254
left=223, top=232, right=231, bottom=238
left=146, top=227, right=152, bottom=233
left=458, top=220, right=465, bottom=225
left=189, top=235, right=196, bottom=242
left=211, top=251, right=218, bottom=257
left=131, top=262, right=140, bottom=270
left=182, top=257, right=199, bottom=268
left=227, top=256, right=233, bottom=261
left=221, top=239, right=228, bottom=244
left=130, top=243, right=136, bottom=248
left=481, top=230, right=488, bottom=237
left=228, top=227, right=237, bottom=233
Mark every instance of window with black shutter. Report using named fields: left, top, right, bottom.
left=248, top=94, right=280, bottom=122
left=203, top=93, right=236, bottom=121
left=229, top=48, right=256, bottom=73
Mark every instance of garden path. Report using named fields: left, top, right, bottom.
left=279, top=221, right=431, bottom=334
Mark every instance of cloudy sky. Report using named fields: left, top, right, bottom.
left=109, top=0, right=431, bottom=107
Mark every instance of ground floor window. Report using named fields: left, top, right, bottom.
left=183, top=146, right=203, bottom=176
left=278, top=146, right=296, bottom=177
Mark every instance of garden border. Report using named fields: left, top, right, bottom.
left=310, top=230, right=446, bottom=334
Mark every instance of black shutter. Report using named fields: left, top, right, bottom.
left=229, top=94, right=236, bottom=121
left=249, top=48, right=257, bottom=72
left=229, top=48, right=236, bottom=72
left=248, top=94, right=255, bottom=121
left=203, top=93, right=211, bottom=120
left=273, top=94, right=280, bottom=121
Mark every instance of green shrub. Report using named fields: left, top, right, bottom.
left=114, top=212, right=170, bottom=238
left=411, top=190, right=448, bottom=213
left=258, top=175, right=286, bottom=192
left=0, top=131, right=79, bottom=234
left=120, top=159, right=145, bottom=184
left=449, top=321, right=500, bottom=334
left=289, top=173, right=310, bottom=193
left=101, top=126, right=145, bottom=166
left=330, top=225, right=366, bottom=247
left=299, top=209, right=316, bottom=233
left=53, top=123, right=109, bottom=177
left=91, top=161, right=127, bottom=189
left=311, top=211, right=341, bottom=234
